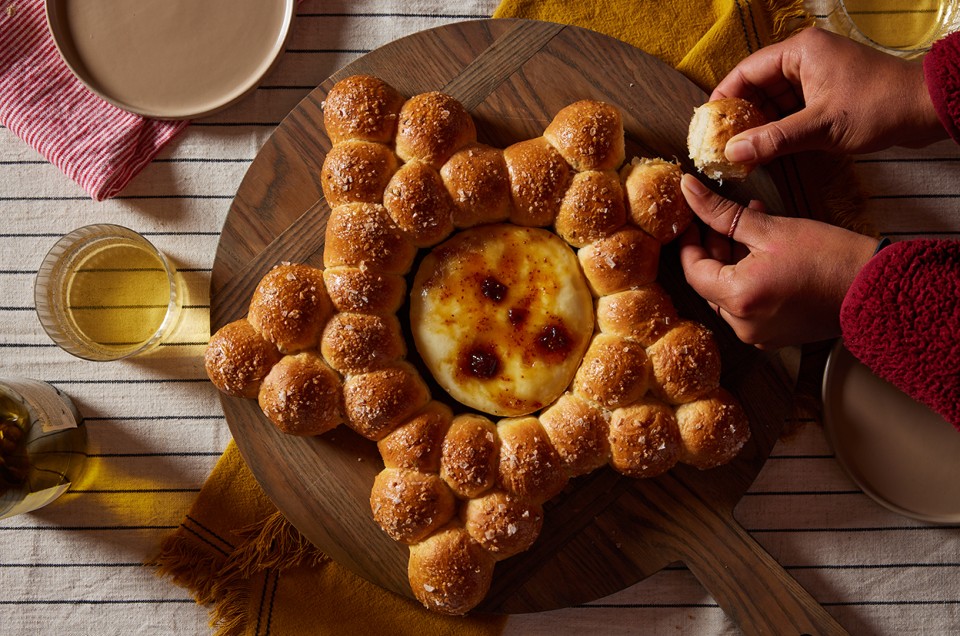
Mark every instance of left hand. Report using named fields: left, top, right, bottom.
left=678, top=174, right=879, bottom=349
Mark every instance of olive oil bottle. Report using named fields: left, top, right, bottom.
left=0, top=378, right=87, bottom=520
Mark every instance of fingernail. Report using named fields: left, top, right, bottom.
left=681, top=173, right=707, bottom=196
left=726, top=138, right=757, bottom=162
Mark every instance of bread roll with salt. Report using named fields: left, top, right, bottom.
left=204, top=319, right=282, bottom=398
left=688, top=97, right=766, bottom=181
left=378, top=401, right=452, bottom=473
left=322, top=266, right=406, bottom=315
left=543, top=100, right=625, bottom=172
left=342, top=362, right=430, bottom=440
left=554, top=170, right=626, bottom=248
left=675, top=387, right=751, bottom=469
left=323, top=202, right=416, bottom=275
left=463, top=490, right=543, bottom=560
left=257, top=351, right=344, bottom=436
left=321, top=140, right=398, bottom=208
left=646, top=321, right=721, bottom=405
left=440, top=414, right=500, bottom=499
left=408, top=524, right=496, bottom=615
left=578, top=226, right=660, bottom=296
left=320, top=312, right=405, bottom=375
left=608, top=397, right=681, bottom=478
left=383, top=160, right=456, bottom=247
left=370, top=467, right=456, bottom=544
left=440, top=144, right=512, bottom=228
left=395, top=91, right=477, bottom=169
left=573, top=333, right=651, bottom=410
left=247, top=263, right=332, bottom=354
left=596, top=284, right=679, bottom=346
left=497, top=416, right=567, bottom=504
left=621, top=157, right=693, bottom=244
left=503, top=137, right=572, bottom=227
left=538, top=392, right=610, bottom=477
left=322, top=74, right=404, bottom=145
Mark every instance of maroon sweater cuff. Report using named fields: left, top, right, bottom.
left=924, top=32, right=960, bottom=144
left=840, top=239, right=960, bottom=430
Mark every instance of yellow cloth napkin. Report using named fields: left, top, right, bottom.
left=493, top=0, right=811, bottom=92
left=154, top=3, right=844, bottom=635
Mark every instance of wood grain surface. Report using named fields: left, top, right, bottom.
left=209, top=19, right=847, bottom=634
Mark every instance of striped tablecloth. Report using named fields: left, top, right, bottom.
left=1, top=1, right=958, bottom=634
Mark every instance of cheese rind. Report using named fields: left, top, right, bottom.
left=411, top=224, right=594, bottom=417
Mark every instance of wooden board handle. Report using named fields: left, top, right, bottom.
left=683, top=516, right=847, bottom=636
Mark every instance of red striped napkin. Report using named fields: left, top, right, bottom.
left=0, top=1, right=188, bottom=201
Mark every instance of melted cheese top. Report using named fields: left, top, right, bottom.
left=411, top=224, right=594, bottom=416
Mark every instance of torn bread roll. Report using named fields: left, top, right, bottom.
left=687, top=97, right=766, bottom=181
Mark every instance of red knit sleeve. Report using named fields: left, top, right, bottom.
left=839, top=239, right=960, bottom=430
left=924, top=31, right=960, bottom=144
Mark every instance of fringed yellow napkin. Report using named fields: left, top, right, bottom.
left=155, top=2, right=865, bottom=634
left=494, top=0, right=811, bottom=91
left=153, top=441, right=507, bottom=635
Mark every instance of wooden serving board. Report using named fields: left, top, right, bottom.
left=210, top=19, right=847, bottom=634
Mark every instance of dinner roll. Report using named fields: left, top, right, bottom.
left=321, top=140, right=398, bottom=207
left=342, top=362, right=430, bottom=440
left=688, top=97, right=766, bottom=181
left=538, top=392, right=611, bottom=477
left=408, top=524, right=496, bottom=615
left=440, top=414, right=501, bottom=499
left=323, top=202, right=417, bottom=275
left=543, top=100, right=625, bottom=172
left=204, top=319, right=282, bottom=398
left=503, top=137, right=572, bottom=227
left=370, top=467, right=456, bottom=544
left=322, top=266, right=406, bottom=315
left=383, top=160, right=456, bottom=247
left=247, top=263, right=332, bottom=354
left=257, top=351, right=344, bottom=436
left=621, top=157, right=693, bottom=244
left=323, top=74, right=405, bottom=145
left=440, top=144, right=512, bottom=228
left=596, top=284, right=679, bottom=346
left=497, top=416, right=567, bottom=504
left=554, top=170, right=626, bottom=248
left=608, top=397, right=681, bottom=478
left=463, top=490, right=544, bottom=560
left=378, top=401, right=453, bottom=472
left=675, top=387, right=751, bottom=469
left=320, top=312, right=405, bottom=375
left=578, top=227, right=660, bottom=296
left=646, top=321, right=722, bottom=405
left=395, top=91, right=477, bottom=168
left=573, top=334, right=651, bottom=410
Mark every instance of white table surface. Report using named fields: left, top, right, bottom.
left=1, top=1, right=958, bottom=634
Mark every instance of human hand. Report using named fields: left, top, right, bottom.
left=712, top=27, right=947, bottom=167
left=678, top=174, right=879, bottom=349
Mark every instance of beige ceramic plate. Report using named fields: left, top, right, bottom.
left=45, top=0, right=296, bottom=119
left=822, top=341, right=960, bottom=523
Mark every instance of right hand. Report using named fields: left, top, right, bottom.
left=712, top=27, right=947, bottom=166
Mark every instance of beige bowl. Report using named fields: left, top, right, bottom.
left=45, top=0, right=296, bottom=119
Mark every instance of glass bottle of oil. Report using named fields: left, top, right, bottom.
left=0, top=378, right=87, bottom=520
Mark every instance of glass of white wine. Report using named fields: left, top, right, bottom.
left=34, top=224, right=183, bottom=361
left=832, top=0, right=960, bottom=58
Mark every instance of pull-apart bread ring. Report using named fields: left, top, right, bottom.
left=204, top=74, right=752, bottom=615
